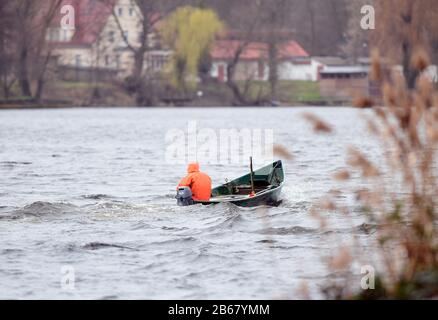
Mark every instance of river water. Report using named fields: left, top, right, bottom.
left=0, top=107, right=380, bottom=299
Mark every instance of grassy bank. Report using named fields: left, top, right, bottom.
left=239, top=80, right=321, bottom=104
left=0, top=81, right=134, bottom=108
left=1, top=79, right=328, bottom=108
left=194, top=80, right=323, bottom=106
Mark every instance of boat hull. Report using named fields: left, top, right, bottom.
left=194, top=160, right=285, bottom=208
left=195, top=184, right=283, bottom=207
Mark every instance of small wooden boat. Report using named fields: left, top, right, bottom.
left=196, top=160, right=284, bottom=207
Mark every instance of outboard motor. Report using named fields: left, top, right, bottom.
left=176, top=187, right=194, bottom=206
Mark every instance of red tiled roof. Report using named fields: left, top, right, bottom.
left=51, top=0, right=162, bottom=47
left=277, top=41, right=309, bottom=59
left=211, top=41, right=265, bottom=60
left=211, top=40, right=309, bottom=61
left=51, top=0, right=116, bottom=46
left=73, top=0, right=116, bottom=45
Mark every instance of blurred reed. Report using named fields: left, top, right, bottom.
left=303, top=48, right=438, bottom=299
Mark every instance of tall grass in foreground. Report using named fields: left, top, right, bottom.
left=303, top=49, right=438, bottom=299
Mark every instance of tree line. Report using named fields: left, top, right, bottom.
left=0, top=0, right=437, bottom=105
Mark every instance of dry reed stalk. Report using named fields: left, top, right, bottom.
left=303, top=47, right=438, bottom=299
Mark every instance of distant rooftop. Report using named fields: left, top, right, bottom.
left=50, top=0, right=160, bottom=47
left=49, top=0, right=115, bottom=46
left=313, top=56, right=349, bottom=66
left=211, top=40, right=309, bottom=61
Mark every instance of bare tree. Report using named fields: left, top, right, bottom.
left=218, top=1, right=267, bottom=105
left=0, top=2, right=16, bottom=99
left=342, top=0, right=372, bottom=62
left=103, top=0, right=184, bottom=105
left=305, top=0, right=316, bottom=55
left=372, top=0, right=438, bottom=89
left=217, top=0, right=293, bottom=104
left=259, top=0, right=291, bottom=101
left=225, top=41, right=255, bottom=106
left=11, top=0, right=62, bottom=100
left=198, top=0, right=353, bottom=57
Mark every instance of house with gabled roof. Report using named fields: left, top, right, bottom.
left=209, top=39, right=318, bottom=82
left=47, top=0, right=170, bottom=81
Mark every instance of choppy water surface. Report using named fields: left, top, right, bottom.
left=0, top=107, right=380, bottom=299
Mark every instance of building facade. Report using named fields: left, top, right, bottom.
left=48, top=0, right=170, bottom=81
left=209, top=40, right=314, bottom=82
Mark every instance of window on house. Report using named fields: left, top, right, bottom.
left=129, top=7, right=134, bottom=16
left=62, top=29, right=68, bottom=41
left=120, top=31, right=129, bottom=47
left=149, top=33, right=158, bottom=47
left=115, top=55, right=121, bottom=69
left=75, top=55, right=82, bottom=67
left=108, top=31, right=115, bottom=43
left=159, top=57, right=167, bottom=70
left=118, top=7, right=123, bottom=16
left=105, top=55, right=110, bottom=66
left=258, top=61, right=265, bottom=79
left=151, top=56, right=158, bottom=71
left=150, top=55, right=167, bottom=72
left=49, top=28, right=60, bottom=42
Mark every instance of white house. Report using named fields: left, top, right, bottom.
left=209, top=39, right=319, bottom=82
left=47, top=0, right=170, bottom=80
left=277, top=57, right=322, bottom=82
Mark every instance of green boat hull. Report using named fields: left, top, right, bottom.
left=195, top=160, right=284, bottom=208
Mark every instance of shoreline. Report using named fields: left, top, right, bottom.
left=0, top=102, right=355, bottom=110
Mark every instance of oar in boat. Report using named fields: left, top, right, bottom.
left=249, top=157, right=256, bottom=197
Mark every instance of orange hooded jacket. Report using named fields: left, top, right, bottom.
left=177, top=163, right=212, bottom=201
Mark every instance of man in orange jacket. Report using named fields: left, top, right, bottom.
left=177, top=163, right=212, bottom=201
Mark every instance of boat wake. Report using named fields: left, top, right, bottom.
left=1, top=201, right=78, bottom=220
